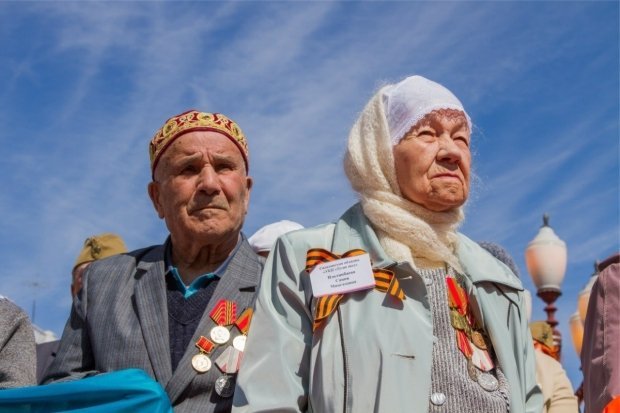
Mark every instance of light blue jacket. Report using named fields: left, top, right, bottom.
left=234, top=204, right=542, bottom=413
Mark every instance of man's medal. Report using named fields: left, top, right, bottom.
left=192, top=335, right=215, bottom=373
left=209, top=299, right=237, bottom=344
left=214, top=346, right=243, bottom=398
left=232, top=307, right=253, bottom=352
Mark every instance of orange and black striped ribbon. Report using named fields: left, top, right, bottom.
left=306, top=248, right=405, bottom=331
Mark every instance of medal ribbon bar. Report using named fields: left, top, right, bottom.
left=235, top=308, right=253, bottom=334
left=210, top=299, right=237, bottom=326
left=446, top=276, right=494, bottom=371
left=195, top=336, right=216, bottom=354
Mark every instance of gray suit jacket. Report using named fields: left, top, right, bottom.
left=43, top=237, right=263, bottom=413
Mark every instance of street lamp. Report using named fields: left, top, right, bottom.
left=577, top=262, right=599, bottom=323
left=571, top=261, right=599, bottom=407
left=525, top=213, right=567, bottom=360
left=569, top=311, right=584, bottom=357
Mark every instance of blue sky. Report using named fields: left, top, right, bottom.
left=0, top=1, right=618, bottom=390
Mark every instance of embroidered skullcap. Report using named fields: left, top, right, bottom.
left=74, top=233, right=127, bottom=270
left=383, top=75, right=471, bottom=146
left=149, top=110, right=249, bottom=178
left=248, top=220, right=304, bottom=253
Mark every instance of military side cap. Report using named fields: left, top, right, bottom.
left=149, top=110, right=249, bottom=178
left=74, top=233, right=128, bottom=270
left=529, top=320, right=555, bottom=349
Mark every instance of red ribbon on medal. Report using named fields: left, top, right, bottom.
left=306, top=248, right=405, bottom=331
left=210, top=299, right=237, bottom=326
left=195, top=335, right=216, bottom=354
left=446, top=276, right=494, bottom=371
left=235, top=308, right=253, bottom=334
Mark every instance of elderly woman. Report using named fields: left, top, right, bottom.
left=233, top=76, right=542, bottom=412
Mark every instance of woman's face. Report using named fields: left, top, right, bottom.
left=393, top=110, right=471, bottom=212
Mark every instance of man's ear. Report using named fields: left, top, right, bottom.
left=246, top=176, right=253, bottom=192
left=147, top=181, right=165, bottom=219
left=243, top=176, right=253, bottom=214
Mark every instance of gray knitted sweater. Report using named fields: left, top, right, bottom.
left=418, top=267, right=510, bottom=412
left=0, top=297, right=36, bottom=388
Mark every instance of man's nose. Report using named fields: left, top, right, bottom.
left=196, top=166, right=220, bottom=194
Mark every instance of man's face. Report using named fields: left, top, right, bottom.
left=148, top=131, right=252, bottom=247
left=393, top=110, right=471, bottom=212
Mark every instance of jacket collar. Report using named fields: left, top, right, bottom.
left=333, top=203, right=523, bottom=290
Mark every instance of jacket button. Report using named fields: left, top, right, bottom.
left=430, top=392, right=446, bottom=406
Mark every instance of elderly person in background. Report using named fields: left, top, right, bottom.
left=234, top=76, right=541, bottom=412
left=44, top=110, right=263, bottom=412
left=248, top=220, right=304, bottom=258
left=36, top=233, right=128, bottom=383
left=0, top=297, right=35, bottom=389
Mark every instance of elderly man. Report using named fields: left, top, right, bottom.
left=44, top=110, right=263, bottom=412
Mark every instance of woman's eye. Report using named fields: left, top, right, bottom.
left=454, top=136, right=469, bottom=146
left=416, top=129, right=436, bottom=139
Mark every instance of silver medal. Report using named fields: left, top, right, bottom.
left=210, top=325, right=231, bottom=344
left=214, top=374, right=235, bottom=398
left=191, top=353, right=212, bottom=373
left=478, top=372, right=500, bottom=392
left=232, top=335, right=247, bottom=352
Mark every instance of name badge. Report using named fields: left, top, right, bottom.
left=309, top=253, right=375, bottom=297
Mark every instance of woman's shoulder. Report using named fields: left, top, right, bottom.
left=456, top=234, right=524, bottom=290
left=279, top=222, right=337, bottom=251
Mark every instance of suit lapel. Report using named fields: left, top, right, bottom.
left=165, top=239, right=262, bottom=404
left=134, top=245, right=173, bottom=386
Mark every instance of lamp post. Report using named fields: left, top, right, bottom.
left=525, top=213, right=567, bottom=360
left=571, top=261, right=599, bottom=407
left=577, top=261, right=599, bottom=323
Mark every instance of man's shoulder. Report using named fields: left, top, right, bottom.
left=84, top=244, right=165, bottom=287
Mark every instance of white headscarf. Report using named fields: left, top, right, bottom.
left=344, top=75, right=468, bottom=271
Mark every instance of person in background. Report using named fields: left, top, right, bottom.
left=0, top=296, right=36, bottom=388
left=582, top=252, right=620, bottom=413
left=234, top=75, right=541, bottom=412
left=70, top=233, right=127, bottom=297
left=43, top=110, right=263, bottom=412
left=248, top=220, right=304, bottom=258
left=36, top=233, right=128, bottom=383
left=479, top=241, right=577, bottom=413
left=529, top=321, right=578, bottom=413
